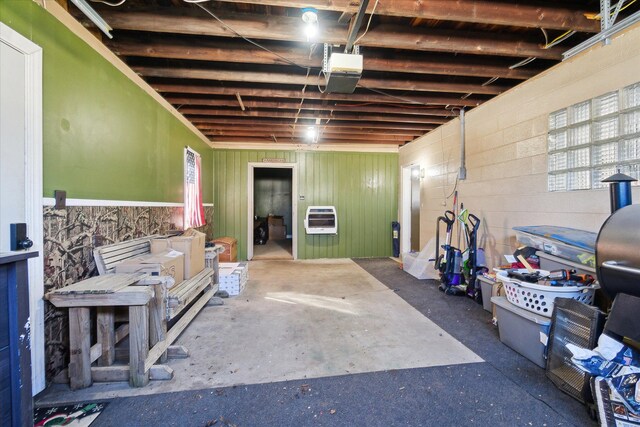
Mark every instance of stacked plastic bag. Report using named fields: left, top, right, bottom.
left=568, top=334, right=640, bottom=425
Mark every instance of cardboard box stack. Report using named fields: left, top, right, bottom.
left=116, top=250, right=184, bottom=284
left=267, top=215, right=286, bottom=240
left=151, top=229, right=206, bottom=280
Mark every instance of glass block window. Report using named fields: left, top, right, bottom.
left=548, top=81, right=640, bottom=192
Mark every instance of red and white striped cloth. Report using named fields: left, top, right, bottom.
left=185, top=148, right=205, bottom=228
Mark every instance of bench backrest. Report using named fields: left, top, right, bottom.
left=93, top=235, right=159, bottom=274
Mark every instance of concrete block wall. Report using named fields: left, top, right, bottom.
left=399, top=23, right=640, bottom=268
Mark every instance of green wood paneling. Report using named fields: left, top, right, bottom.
left=1, top=1, right=212, bottom=203
left=213, top=149, right=398, bottom=260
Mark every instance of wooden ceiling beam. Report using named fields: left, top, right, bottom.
left=134, top=66, right=509, bottom=95
left=153, top=83, right=486, bottom=107
left=195, top=124, right=425, bottom=136
left=207, top=136, right=402, bottom=145
left=202, top=130, right=412, bottom=142
left=101, top=10, right=563, bottom=59
left=109, top=38, right=540, bottom=80
left=191, top=117, right=433, bottom=131
left=211, top=0, right=600, bottom=32
left=167, top=97, right=453, bottom=117
left=182, top=108, right=448, bottom=124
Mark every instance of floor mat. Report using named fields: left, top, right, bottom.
left=34, top=402, right=108, bottom=426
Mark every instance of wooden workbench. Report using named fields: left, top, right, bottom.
left=47, top=273, right=157, bottom=389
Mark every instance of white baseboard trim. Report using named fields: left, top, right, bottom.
left=43, top=198, right=214, bottom=208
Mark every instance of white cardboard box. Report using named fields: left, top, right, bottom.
left=219, top=262, right=248, bottom=296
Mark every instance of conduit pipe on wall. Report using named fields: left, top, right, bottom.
left=458, top=108, right=467, bottom=180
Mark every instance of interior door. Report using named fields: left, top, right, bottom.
left=0, top=23, right=44, bottom=393
left=0, top=40, right=27, bottom=251
left=410, top=165, right=421, bottom=252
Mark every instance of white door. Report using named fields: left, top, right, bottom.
left=0, top=23, right=44, bottom=393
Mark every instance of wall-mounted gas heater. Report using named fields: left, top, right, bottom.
left=304, top=206, right=338, bottom=235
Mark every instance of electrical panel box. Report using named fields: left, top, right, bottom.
left=304, top=206, right=338, bottom=235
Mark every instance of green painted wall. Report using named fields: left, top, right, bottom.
left=213, top=150, right=398, bottom=260
left=0, top=0, right=212, bottom=203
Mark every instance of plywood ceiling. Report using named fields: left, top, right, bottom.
left=64, top=0, right=638, bottom=147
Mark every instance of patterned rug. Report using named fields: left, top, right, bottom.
left=34, top=402, right=108, bottom=426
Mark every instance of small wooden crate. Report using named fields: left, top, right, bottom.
left=213, top=237, right=237, bottom=262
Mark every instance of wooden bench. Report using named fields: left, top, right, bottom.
left=91, top=236, right=218, bottom=381
left=93, top=236, right=217, bottom=320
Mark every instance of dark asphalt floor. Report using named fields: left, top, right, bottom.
left=44, top=258, right=596, bottom=427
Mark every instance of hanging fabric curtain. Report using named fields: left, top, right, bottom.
left=184, top=147, right=205, bottom=228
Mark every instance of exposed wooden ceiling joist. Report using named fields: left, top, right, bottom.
left=206, top=136, right=400, bottom=145
left=109, top=37, right=541, bottom=80
left=191, top=117, right=435, bottom=131
left=183, top=108, right=449, bottom=124
left=135, top=66, right=509, bottom=95
left=211, top=0, right=600, bottom=32
left=196, top=124, right=425, bottom=136
left=101, top=9, right=564, bottom=59
left=167, top=97, right=453, bottom=117
left=151, top=84, right=487, bottom=107
left=203, top=130, right=412, bottom=142
left=67, top=0, right=621, bottom=147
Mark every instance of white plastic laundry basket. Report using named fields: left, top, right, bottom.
left=496, top=269, right=598, bottom=317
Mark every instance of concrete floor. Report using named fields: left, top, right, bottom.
left=38, top=259, right=480, bottom=404
left=252, top=239, right=292, bottom=260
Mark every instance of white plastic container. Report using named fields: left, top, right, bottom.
left=495, top=269, right=598, bottom=317
left=513, top=229, right=596, bottom=267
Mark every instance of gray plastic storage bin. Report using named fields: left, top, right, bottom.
left=477, top=276, right=495, bottom=312
left=491, top=296, right=552, bottom=368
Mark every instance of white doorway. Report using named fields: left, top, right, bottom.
left=247, top=163, right=297, bottom=260
left=0, top=23, right=44, bottom=393
left=400, top=164, right=421, bottom=254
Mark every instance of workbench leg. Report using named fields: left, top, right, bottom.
left=213, top=255, right=219, bottom=286
left=68, top=307, right=92, bottom=390
left=129, top=304, right=149, bottom=387
left=97, top=307, right=115, bottom=366
left=149, top=284, right=168, bottom=363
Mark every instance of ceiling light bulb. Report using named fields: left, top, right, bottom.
left=304, top=23, right=318, bottom=40
left=306, top=126, right=317, bottom=140
left=302, top=8, right=318, bottom=24
left=302, top=8, right=318, bottom=41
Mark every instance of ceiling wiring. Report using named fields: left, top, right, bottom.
left=481, top=77, right=499, bottom=86
left=509, top=57, right=536, bottom=69
left=317, top=69, right=327, bottom=94
left=188, top=1, right=448, bottom=108
left=89, top=0, right=126, bottom=6
left=191, top=2, right=319, bottom=72
left=358, top=85, right=437, bottom=106
left=353, top=0, right=380, bottom=46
